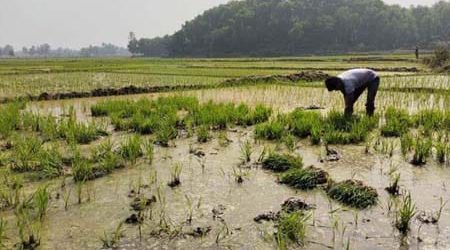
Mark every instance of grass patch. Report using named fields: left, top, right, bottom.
left=262, top=153, right=303, bottom=172
left=280, top=166, right=329, bottom=190
left=327, top=180, right=378, bottom=209
left=381, top=107, right=411, bottom=137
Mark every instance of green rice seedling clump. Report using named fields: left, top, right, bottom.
left=254, top=120, right=285, bottom=140
left=196, top=125, right=210, bottom=143
left=395, top=193, right=416, bottom=234
left=280, top=166, right=329, bottom=190
left=411, top=136, right=432, bottom=165
left=413, top=110, right=446, bottom=132
left=381, top=107, right=411, bottom=137
left=262, top=153, right=303, bottom=172
left=321, top=111, right=378, bottom=145
left=287, top=109, right=322, bottom=138
left=9, top=135, right=43, bottom=172
left=276, top=211, right=310, bottom=248
left=327, top=180, right=378, bottom=209
left=72, top=153, right=94, bottom=182
left=0, top=103, right=23, bottom=139
left=39, top=146, right=64, bottom=179
left=119, top=135, right=143, bottom=163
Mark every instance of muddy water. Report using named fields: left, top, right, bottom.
left=2, top=127, right=450, bottom=249
left=2, top=85, right=448, bottom=249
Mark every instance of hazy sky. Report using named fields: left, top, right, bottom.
left=0, top=0, right=444, bottom=49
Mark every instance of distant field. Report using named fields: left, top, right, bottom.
left=0, top=54, right=434, bottom=99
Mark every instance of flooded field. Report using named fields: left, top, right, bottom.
left=0, top=56, right=449, bottom=250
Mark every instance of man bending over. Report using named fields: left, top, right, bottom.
left=325, top=68, right=380, bottom=116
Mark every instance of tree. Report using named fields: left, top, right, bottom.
left=3, top=45, right=14, bottom=57
left=135, top=0, right=450, bottom=57
left=128, top=32, right=139, bottom=55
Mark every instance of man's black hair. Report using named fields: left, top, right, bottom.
left=325, top=77, right=343, bottom=91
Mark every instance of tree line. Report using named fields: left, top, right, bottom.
left=129, top=0, right=450, bottom=57
left=0, top=43, right=130, bottom=58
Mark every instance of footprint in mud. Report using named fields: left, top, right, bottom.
left=184, top=226, right=212, bottom=238
left=212, top=204, right=226, bottom=221
left=130, top=195, right=157, bottom=211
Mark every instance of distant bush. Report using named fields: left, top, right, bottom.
left=423, top=46, right=449, bottom=70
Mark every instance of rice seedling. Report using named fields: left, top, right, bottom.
left=72, top=152, right=94, bottom=182
left=395, top=193, right=416, bottom=234
left=254, top=120, right=285, bottom=141
left=400, top=133, right=414, bottom=157
left=100, top=221, right=124, bottom=248
left=39, top=146, right=64, bottom=179
left=0, top=174, right=23, bottom=209
left=196, top=125, right=211, bottom=143
left=143, top=139, right=155, bottom=164
left=0, top=218, right=6, bottom=248
left=381, top=107, right=411, bottom=137
left=218, top=130, right=231, bottom=146
left=0, top=102, right=23, bottom=139
left=119, top=135, right=143, bottom=164
left=385, top=173, right=401, bottom=196
left=155, top=121, right=177, bottom=147
left=76, top=181, right=84, bottom=204
left=9, top=135, right=43, bottom=172
left=325, top=111, right=379, bottom=145
left=58, top=113, right=107, bottom=144
left=33, top=185, right=50, bottom=221
left=411, top=136, right=432, bottom=166
left=327, top=180, right=378, bottom=209
left=280, top=166, right=329, bottom=190
left=282, top=134, right=296, bottom=152
left=168, top=162, right=182, bottom=188
left=276, top=211, right=310, bottom=248
left=287, top=109, right=322, bottom=138
left=262, top=153, right=303, bottom=172
left=91, top=140, right=125, bottom=175
left=232, top=166, right=249, bottom=184
left=63, top=188, right=72, bottom=211
left=434, top=197, right=448, bottom=223
left=240, top=140, right=252, bottom=163
left=413, top=110, right=446, bottom=132
left=435, top=140, right=448, bottom=164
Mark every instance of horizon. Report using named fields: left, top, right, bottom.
left=0, top=0, right=445, bottom=50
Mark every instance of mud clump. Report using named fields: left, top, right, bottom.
left=281, top=198, right=314, bottom=213
left=254, top=198, right=313, bottom=223
left=416, top=211, right=438, bottom=224
left=222, top=71, right=330, bottom=86
left=185, top=226, right=212, bottom=238
left=280, top=166, right=329, bottom=190
left=167, top=179, right=181, bottom=188
left=130, top=195, right=157, bottom=211
left=262, top=153, right=303, bottom=172
left=125, top=213, right=142, bottom=224
left=327, top=180, right=378, bottom=209
left=212, top=204, right=226, bottom=221
left=254, top=212, right=278, bottom=223
left=324, top=147, right=341, bottom=162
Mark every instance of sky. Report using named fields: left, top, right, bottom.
left=0, top=0, right=444, bottom=49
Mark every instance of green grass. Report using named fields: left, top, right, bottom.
left=276, top=211, right=310, bottom=248
left=381, top=107, right=411, bottom=137
left=395, top=193, right=416, bottom=234
left=254, top=120, right=285, bottom=140
left=327, top=180, right=378, bottom=209
left=262, top=153, right=303, bottom=172
left=280, top=166, right=329, bottom=190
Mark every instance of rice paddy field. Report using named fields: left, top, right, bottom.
left=0, top=54, right=449, bottom=250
